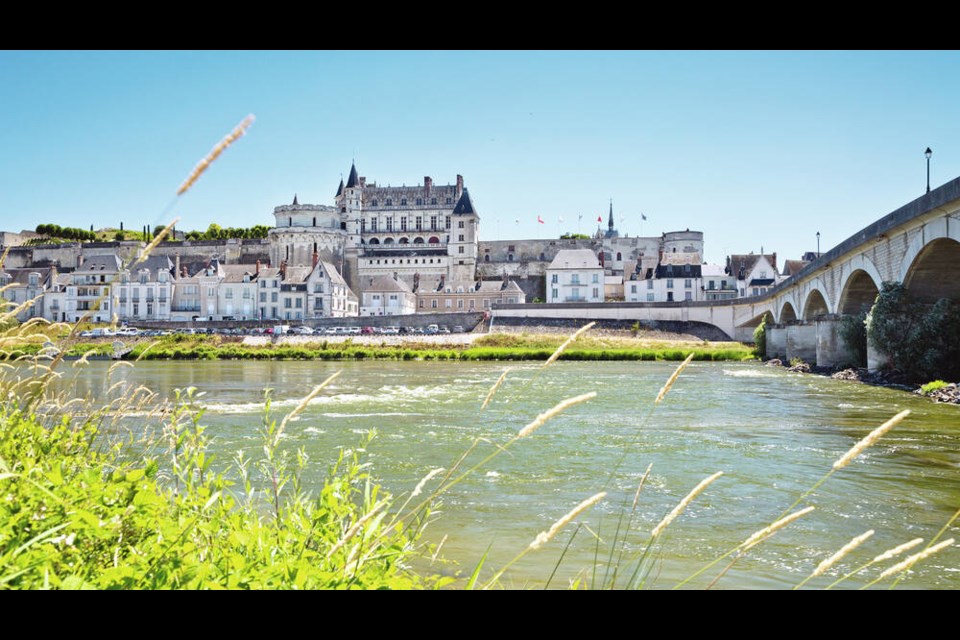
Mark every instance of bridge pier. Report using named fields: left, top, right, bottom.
left=766, top=325, right=787, bottom=360
left=867, top=342, right=890, bottom=373
left=815, top=317, right=851, bottom=369
left=786, top=323, right=817, bottom=365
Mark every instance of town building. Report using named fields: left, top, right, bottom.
left=64, top=255, right=121, bottom=323
left=546, top=249, right=604, bottom=303
left=726, top=253, right=778, bottom=297
left=0, top=266, right=52, bottom=321
left=415, top=275, right=525, bottom=312
left=115, top=256, right=175, bottom=322
left=360, top=275, right=417, bottom=316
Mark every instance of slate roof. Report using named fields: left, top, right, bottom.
left=547, top=249, right=601, bottom=270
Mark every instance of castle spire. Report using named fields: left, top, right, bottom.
left=292, top=193, right=298, bottom=206
left=346, top=162, right=359, bottom=189
left=335, top=178, right=343, bottom=197
left=608, top=199, right=614, bottom=230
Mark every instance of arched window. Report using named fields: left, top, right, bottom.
left=416, top=198, right=423, bottom=206
left=508, top=254, right=514, bottom=261
left=383, top=237, right=394, bottom=244
left=371, top=199, right=378, bottom=207
left=401, top=198, right=407, bottom=206
left=288, top=217, right=292, bottom=226
left=431, top=198, right=437, bottom=205
left=399, top=237, right=409, bottom=244
left=413, top=237, right=424, bottom=244
left=385, top=199, right=392, bottom=206
left=428, top=236, right=440, bottom=244
left=616, top=252, right=622, bottom=261
left=369, top=238, right=380, bottom=245
left=313, top=217, right=316, bottom=226
left=484, top=254, right=490, bottom=262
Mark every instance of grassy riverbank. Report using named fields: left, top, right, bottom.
left=13, top=331, right=755, bottom=362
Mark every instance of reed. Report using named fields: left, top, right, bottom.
left=177, top=114, right=255, bottom=196
left=650, top=471, right=723, bottom=538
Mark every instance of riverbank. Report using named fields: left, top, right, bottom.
left=17, top=328, right=756, bottom=362
left=762, top=358, right=960, bottom=405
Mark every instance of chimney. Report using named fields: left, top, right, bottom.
left=312, top=250, right=319, bottom=269
left=50, top=263, right=57, bottom=281
left=255, top=258, right=261, bottom=276
left=181, top=265, right=188, bottom=278
left=175, top=253, right=181, bottom=281
left=359, top=176, right=366, bottom=188
left=455, top=174, right=464, bottom=199
left=424, top=176, right=433, bottom=195
left=77, top=254, right=84, bottom=269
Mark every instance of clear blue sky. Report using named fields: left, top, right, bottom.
left=2, top=50, right=958, bottom=265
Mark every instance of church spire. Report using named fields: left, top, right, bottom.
left=608, top=199, right=614, bottom=230
left=292, top=193, right=298, bottom=206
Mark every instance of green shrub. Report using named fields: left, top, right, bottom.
left=753, top=316, right=767, bottom=360
left=919, top=379, right=950, bottom=395
left=838, top=311, right=868, bottom=368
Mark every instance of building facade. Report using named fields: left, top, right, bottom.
left=546, top=249, right=605, bottom=303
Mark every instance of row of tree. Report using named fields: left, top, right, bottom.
left=34, top=224, right=97, bottom=242
left=182, top=224, right=270, bottom=241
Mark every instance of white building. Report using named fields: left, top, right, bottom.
left=305, top=259, right=358, bottom=318
left=546, top=249, right=604, bottom=303
left=701, top=264, right=737, bottom=301
left=65, top=255, right=121, bottom=323
left=0, top=266, right=52, bottom=321
left=115, top=256, right=174, bottom=322
left=171, top=259, right=223, bottom=322
left=726, top=253, right=778, bottom=298
left=415, top=276, right=525, bottom=312
left=217, top=264, right=259, bottom=320
left=360, top=275, right=417, bottom=316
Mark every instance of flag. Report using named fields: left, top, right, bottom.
left=641, top=213, right=647, bottom=221
left=558, top=216, right=564, bottom=224
left=578, top=214, right=583, bottom=221
left=537, top=215, right=545, bottom=224
left=597, top=215, right=602, bottom=223
left=515, top=219, right=519, bottom=224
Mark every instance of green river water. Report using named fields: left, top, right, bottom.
left=64, top=359, right=960, bottom=589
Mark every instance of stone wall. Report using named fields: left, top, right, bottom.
left=131, top=311, right=486, bottom=332
left=491, top=315, right=733, bottom=341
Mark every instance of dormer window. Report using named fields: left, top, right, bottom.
left=401, top=198, right=407, bottom=206
left=371, top=199, right=378, bottom=207
left=29, top=273, right=39, bottom=286
left=385, top=199, right=392, bottom=206
left=416, top=198, right=423, bottom=206
left=431, top=198, right=437, bottom=205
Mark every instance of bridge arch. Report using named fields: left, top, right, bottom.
left=837, top=264, right=882, bottom=315
left=778, top=301, right=798, bottom=323
left=801, top=286, right=831, bottom=320
left=902, top=237, right=960, bottom=303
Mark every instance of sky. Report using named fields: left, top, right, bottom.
left=1, top=50, right=958, bottom=265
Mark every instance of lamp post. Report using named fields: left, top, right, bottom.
left=925, top=147, right=933, bottom=193
left=816, top=231, right=820, bottom=258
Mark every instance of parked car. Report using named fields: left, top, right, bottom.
left=452, top=325, right=465, bottom=333
left=361, top=326, right=375, bottom=335
left=438, top=325, right=451, bottom=334
left=291, top=326, right=314, bottom=335
left=424, top=324, right=439, bottom=334
left=382, top=326, right=400, bottom=335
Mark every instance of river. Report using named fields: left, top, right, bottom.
left=61, top=359, right=960, bottom=589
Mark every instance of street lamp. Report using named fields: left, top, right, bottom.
left=816, top=231, right=820, bottom=258
left=925, top=147, right=933, bottom=193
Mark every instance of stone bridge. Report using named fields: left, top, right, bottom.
left=493, top=175, right=960, bottom=369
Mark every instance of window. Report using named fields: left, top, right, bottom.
left=592, top=274, right=599, bottom=284
left=371, top=219, right=378, bottom=232
left=445, top=299, right=452, bottom=308
left=431, top=300, right=438, bottom=308
left=401, top=217, right=407, bottom=231
left=666, top=279, right=674, bottom=289
left=571, top=274, right=580, bottom=285
left=708, top=280, right=716, bottom=290
left=315, top=284, right=323, bottom=293
left=389, top=294, right=397, bottom=301
left=243, top=289, right=251, bottom=299
left=271, top=292, right=278, bottom=303
left=647, top=293, right=654, bottom=302
left=385, top=199, right=392, bottom=206
left=759, top=271, right=767, bottom=279
left=416, top=198, right=423, bottom=206
left=684, top=279, right=692, bottom=288
left=371, top=199, right=378, bottom=207
left=484, top=255, right=490, bottom=262
left=272, top=308, right=278, bottom=319
left=457, top=299, right=464, bottom=309
left=295, top=298, right=302, bottom=308
left=401, top=198, right=407, bottom=206
left=431, top=197, right=437, bottom=205
left=419, top=299, right=425, bottom=308
left=572, top=287, right=579, bottom=299
left=431, top=216, right=437, bottom=230
left=469, top=299, right=475, bottom=309
left=225, top=289, right=233, bottom=299
left=132, top=303, right=139, bottom=316
left=458, top=234, right=464, bottom=242
left=551, top=274, right=558, bottom=283
left=685, top=291, right=692, bottom=301
left=508, top=254, right=513, bottom=262
left=458, top=246, right=464, bottom=254
left=551, top=288, right=558, bottom=299
left=446, top=197, right=452, bottom=204
left=261, top=280, right=266, bottom=288
left=592, top=287, right=599, bottom=298
left=445, top=217, right=450, bottom=229
left=647, top=280, right=653, bottom=290
left=284, top=298, right=292, bottom=309
left=260, top=292, right=266, bottom=303
left=631, top=284, right=637, bottom=293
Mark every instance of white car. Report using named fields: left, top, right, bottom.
left=291, top=326, right=314, bottom=335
